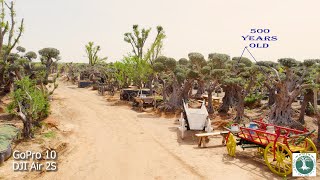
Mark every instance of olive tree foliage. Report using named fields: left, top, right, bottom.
left=16, top=46, right=25, bottom=53
left=0, top=0, right=24, bottom=93
left=25, top=51, right=37, bottom=61
left=188, top=52, right=207, bottom=98
left=85, top=42, right=107, bottom=66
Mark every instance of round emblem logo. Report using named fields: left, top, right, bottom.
left=292, top=153, right=316, bottom=176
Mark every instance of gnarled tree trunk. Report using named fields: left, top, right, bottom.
left=22, top=120, right=32, bottom=139
left=206, top=81, right=218, bottom=114
left=269, top=83, right=305, bottom=130
left=165, top=79, right=193, bottom=111
left=268, top=87, right=276, bottom=106
left=298, top=89, right=313, bottom=124
left=195, top=80, right=205, bottom=99
left=207, top=90, right=214, bottom=114
left=219, top=85, right=234, bottom=113
left=234, top=86, right=245, bottom=122
left=268, top=68, right=306, bottom=130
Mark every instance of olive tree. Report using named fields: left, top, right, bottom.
left=216, top=57, right=261, bottom=122
left=154, top=53, right=206, bottom=111
left=188, top=52, right=207, bottom=98
left=154, top=56, right=190, bottom=110
left=38, top=48, right=60, bottom=84
left=202, top=53, right=230, bottom=113
left=265, top=58, right=312, bottom=128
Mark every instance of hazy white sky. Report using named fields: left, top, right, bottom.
left=15, top=0, right=320, bottom=63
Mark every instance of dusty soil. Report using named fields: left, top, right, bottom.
left=1, top=82, right=320, bottom=180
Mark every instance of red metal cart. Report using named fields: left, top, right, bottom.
left=225, top=119, right=317, bottom=177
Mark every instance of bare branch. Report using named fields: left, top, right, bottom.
left=271, top=67, right=280, bottom=81
left=17, top=101, right=27, bottom=122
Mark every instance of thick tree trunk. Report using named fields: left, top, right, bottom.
left=269, top=83, right=304, bottom=130
left=314, top=89, right=318, bottom=114
left=207, top=90, right=214, bottom=114
left=268, top=87, right=276, bottom=106
left=269, top=88, right=294, bottom=126
left=315, top=113, right=320, bottom=148
left=18, top=102, right=34, bottom=139
left=162, top=81, right=167, bottom=102
left=268, top=68, right=307, bottom=130
left=234, top=86, right=245, bottom=122
left=298, top=89, right=313, bottom=124
left=195, top=80, right=205, bottom=99
left=318, top=114, right=320, bottom=148
left=182, top=80, right=193, bottom=101
left=167, top=83, right=182, bottom=110
left=23, top=120, right=33, bottom=139
left=166, top=79, right=193, bottom=111
left=219, top=85, right=234, bottom=113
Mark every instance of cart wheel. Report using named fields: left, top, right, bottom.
left=226, top=133, right=236, bottom=157
left=294, top=138, right=317, bottom=154
left=264, top=142, right=292, bottom=177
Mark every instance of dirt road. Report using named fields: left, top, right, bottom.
left=14, top=82, right=316, bottom=180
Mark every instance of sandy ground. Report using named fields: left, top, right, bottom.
left=1, top=82, right=320, bottom=180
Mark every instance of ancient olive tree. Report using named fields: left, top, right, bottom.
left=266, top=58, right=313, bottom=128
left=218, top=57, right=260, bottom=122
left=154, top=53, right=206, bottom=111
left=202, top=53, right=230, bottom=113
left=188, top=52, right=207, bottom=99
left=154, top=56, right=188, bottom=110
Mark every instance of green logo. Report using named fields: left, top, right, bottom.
left=292, top=153, right=316, bottom=176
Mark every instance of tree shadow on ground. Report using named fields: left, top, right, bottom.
left=137, top=114, right=161, bottom=119
left=67, top=86, right=77, bottom=89
left=222, top=151, right=291, bottom=179
left=168, top=126, right=202, bottom=146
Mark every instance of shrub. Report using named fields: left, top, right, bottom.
left=7, top=77, right=50, bottom=138
left=244, top=93, right=262, bottom=108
